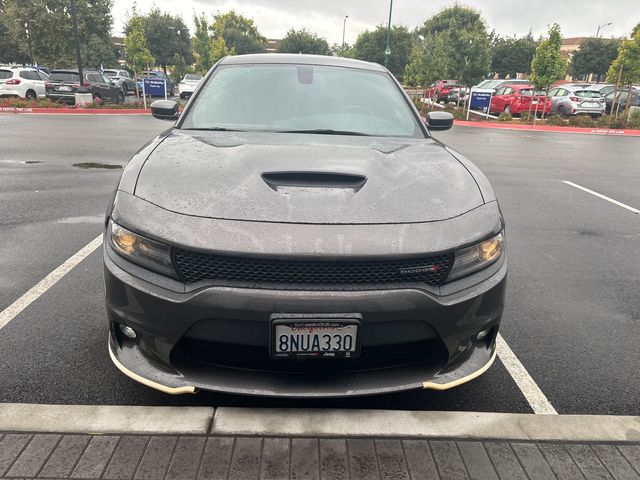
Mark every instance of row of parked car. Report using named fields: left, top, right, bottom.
left=0, top=65, right=203, bottom=104
left=425, top=79, right=640, bottom=117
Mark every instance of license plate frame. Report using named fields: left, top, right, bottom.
left=270, top=313, right=362, bottom=360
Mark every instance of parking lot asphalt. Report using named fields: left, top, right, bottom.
left=0, top=114, right=638, bottom=415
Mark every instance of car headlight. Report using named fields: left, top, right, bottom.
left=108, top=220, right=176, bottom=277
left=447, top=232, right=504, bottom=281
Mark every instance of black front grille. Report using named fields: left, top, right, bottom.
left=173, top=249, right=452, bottom=286
left=173, top=338, right=445, bottom=372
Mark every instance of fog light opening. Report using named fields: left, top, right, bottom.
left=119, top=324, right=137, bottom=339
left=476, top=328, right=490, bottom=341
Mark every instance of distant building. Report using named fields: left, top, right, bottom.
left=560, top=37, right=589, bottom=61
left=266, top=39, right=281, bottom=53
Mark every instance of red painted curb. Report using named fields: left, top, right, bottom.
left=454, top=120, right=640, bottom=136
left=0, top=107, right=150, bottom=114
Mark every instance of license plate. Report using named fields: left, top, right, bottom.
left=58, top=86, right=71, bottom=91
left=271, top=314, right=361, bottom=359
left=532, top=100, right=538, bottom=105
left=583, top=102, right=597, bottom=107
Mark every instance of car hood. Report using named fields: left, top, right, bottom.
left=133, top=130, right=484, bottom=224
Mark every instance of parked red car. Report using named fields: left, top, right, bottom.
left=424, top=80, right=459, bottom=102
left=489, top=84, right=551, bottom=116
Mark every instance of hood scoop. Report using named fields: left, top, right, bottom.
left=261, top=171, right=367, bottom=192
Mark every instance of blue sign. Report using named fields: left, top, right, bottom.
left=143, top=78, right=166, bottom=97
left=470, top=91, right=492, bottom=112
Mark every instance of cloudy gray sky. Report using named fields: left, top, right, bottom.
left=112, top=0, right=637, bottom=43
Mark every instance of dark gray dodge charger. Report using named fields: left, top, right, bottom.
left=104, top=54, right=506, bottom=397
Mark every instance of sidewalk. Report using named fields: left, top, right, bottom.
left=1, top=433, right=639, bottom=479
left=1, top=405, right=639, bottom=479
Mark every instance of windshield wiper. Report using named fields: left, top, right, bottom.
left=277, top=129, right=371, bottom=136
left=183, top=127, right=244, bottom=132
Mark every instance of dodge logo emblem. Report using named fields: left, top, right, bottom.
left=400, top=264, right=441, bottom=275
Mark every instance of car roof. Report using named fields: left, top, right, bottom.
left=564, top=84, right=594, bottom=91
left=219, top=53, right=385, bottom=72
left=2, top=66, right=38, bottom=72
left=496, top=79, right=531, bottom=84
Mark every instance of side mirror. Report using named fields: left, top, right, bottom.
left=425, top=111, right=454, bottom=131
left=151, top=100, right=179, bottom=121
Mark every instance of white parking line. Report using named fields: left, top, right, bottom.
left=496, top=334, right=558, bottom=415
left=0, top=235, right=103, bottom=331
left=563, top=181, right=640, bottom=214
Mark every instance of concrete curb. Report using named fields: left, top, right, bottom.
left=0, top=404, right=213, bottom=434
left=454, top=120, right=640, bottom=136
left=1, top=404, right=639, bottom=442
left=213, top=408, right=640, bottom=442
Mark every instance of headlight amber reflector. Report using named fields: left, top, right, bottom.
left=448, top=232, right=503, bottom=281
left=109, top=220, right=176, bottom=277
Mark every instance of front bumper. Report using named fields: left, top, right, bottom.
left=46, top=92, right=76, bottom=104
left=104, top=239, right=507, bottom=397
left=571, top=104, right=605, bottom=115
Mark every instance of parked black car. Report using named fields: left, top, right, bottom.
left=103, top=69, right=136, bottom=93
left=46, top=69, right=125, bottom=104
left=604, top=89, right=640, bottom=114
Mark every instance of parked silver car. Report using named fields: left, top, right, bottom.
left=548, top=85, right=605, bottom=117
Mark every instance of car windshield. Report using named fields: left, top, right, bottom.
left=49, top=72, right=79, bottom=82
left=184, top=74, right=202, bottom=81
left=520, top=88, right=546, bottom=96
left=479, top=80, right=500, bottom=89
left=574, top=90, right=601, bottom=98
left=180, top=64, right=421, bottom=137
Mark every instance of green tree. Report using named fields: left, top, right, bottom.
left=404, top=33, right=449, bottom=86
left=491, top=33, right=537, bottom=78
left=418, top=4, right=483, bottom=36
left=405, top=6, right=491, bottom=87
left=277, top=28, right=331, bottom=55
left=0, top=0, right=29, bottom=63
left=124, top=14, right=154, bottom=94
left=571, top=38, right=620, bottom=82
left=81, top=34, right=118, bottom=68
left=193, top=13, right=214, bottom=74
left=331, top=42, right=356, bottom=58
left=530, top=23, right=567, bottom=119
left=607, top=29, right=640, bottom=119
left=211, top=36, right=233, bottom=64
left=353, top=25, right=413, bottom=80
left=211, top=10, right=265, bottom=54
left=607, top=29, right=640, bottom=85
left=3, top=0, right=115, bottom=67
left=137, top=9, right=193, bottom=73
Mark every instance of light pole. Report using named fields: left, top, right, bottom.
left=23, top=21, right=34, bottom=66
left=595, top=22, right=612, bottom=38
left=341, top=15, right=349, bottom=56
left=384, top=0, right=393, bottom=68
left=70, top=0, right=84, bottom=89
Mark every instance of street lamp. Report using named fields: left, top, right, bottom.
left=595, top=23, right=612, bottom=38
left=384, top=0, right=393, bottom=68
left=70, top=0, right=84, bottom=89
left=23, top=21, right=34, bottom=66
left=341, top=15, right=349, bottom=56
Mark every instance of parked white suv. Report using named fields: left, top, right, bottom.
left=0, top=66, right=48, bottom=100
